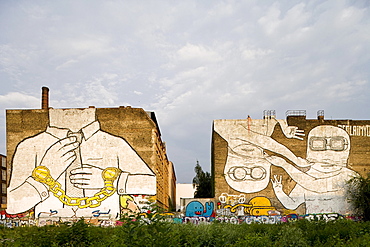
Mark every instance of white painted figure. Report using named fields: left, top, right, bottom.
left=7, top=108, right=156, bottom=219
left=215, top=118, right=358, bottom=214
left=215, top=117, right=303, bottom=193
left=267, top=125, right=358, bottom=214
left=224, top=139, right=271, bottom=193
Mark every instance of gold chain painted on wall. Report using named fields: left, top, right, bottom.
left=32, top=166, right=121, bottom=208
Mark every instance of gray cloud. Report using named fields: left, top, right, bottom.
left=0, top=0, right=369, bottom=182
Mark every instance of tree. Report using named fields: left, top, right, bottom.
left=192, top=160, right=212, bottom=198
left=347, top=173, right=370, bottom=221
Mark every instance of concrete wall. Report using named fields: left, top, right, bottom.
left=212, top=115, right=370, bottom=217
left=5, top=106, right=174, bottom=222
left=176, top=184, right=195, bottom=211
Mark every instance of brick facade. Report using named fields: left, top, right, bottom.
left=6, top=105, right=175, bottom=219
left=212, top=111, right=370, bottom=216
left=0, top=154, right=6, bottom=209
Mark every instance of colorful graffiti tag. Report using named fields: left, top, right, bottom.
left=185, top=201, right=214, bottom=217
left=173, top=212, right=352, bottom=225
left=217, top=194, right=277, bottom=217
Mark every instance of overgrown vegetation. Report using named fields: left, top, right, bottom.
left=1, top=219, right=370, bottom=246
left=347, top=173, right=370, bottom=221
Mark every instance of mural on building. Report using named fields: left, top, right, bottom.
left=185, top=201, right=214, bottom=217
left=268, top=125, right=358, bottom=214
left=6, top=108, right=156, bottom=220
left=214, top=117, right=359, bottom=215
left=218, top=117, right=304, bottom=194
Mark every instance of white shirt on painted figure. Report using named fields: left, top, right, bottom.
left=7, top=108, right=156, bottom=219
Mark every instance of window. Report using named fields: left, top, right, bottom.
left=1, top=170, right=5, bottom=181
left=1, top=184, right=6, bottom=194
left=1, top=157, right=5, bottom=168
left=1, top=196, right=6, bottom=205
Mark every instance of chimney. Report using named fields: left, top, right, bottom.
left=41, top=86, right=49, bottom=109
left=317, top=110, right=324, bottom=122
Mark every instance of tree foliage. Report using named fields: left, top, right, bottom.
left=347, top=173, right=370, bottom=221
left=192, top=160, right=212, bottom=198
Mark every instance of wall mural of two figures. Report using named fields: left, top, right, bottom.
left=214, top=117, right=358, bottom=215
left=6, top=108, right=156, bottom=219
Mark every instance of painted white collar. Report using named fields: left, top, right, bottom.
left=46, top=121, right=100, bottom=141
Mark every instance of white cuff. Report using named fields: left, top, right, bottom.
left=116, top=173, right=156, bottom=195
left=25, top=177, right=49, bottom=201
left=125, top=174, right=156, bottom=195
left=117, top=172, right=129, bottom=195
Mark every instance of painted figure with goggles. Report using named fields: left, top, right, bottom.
left=265, top=125, right=358, bottom=214
left=233, top=124, right=358, bottom=214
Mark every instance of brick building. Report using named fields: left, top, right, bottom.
left=0, top=154, right=6, bottom=209
left=5, top=87, right=175, bottom=222
left=212, top=110, right=370, bottom=217
left=168, top=161, right=176, bottom=211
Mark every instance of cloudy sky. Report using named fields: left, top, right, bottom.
left=0, top=0, right=369, bottom=183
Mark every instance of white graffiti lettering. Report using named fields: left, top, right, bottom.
left=338, top=125, right=370, bottom=137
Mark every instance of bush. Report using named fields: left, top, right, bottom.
left=56, top=220, right=91, bottom=246
left=1, top=219, right=370, bottom=246
left=347, top=173, right=370, bottom=221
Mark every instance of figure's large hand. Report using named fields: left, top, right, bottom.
left=283, top=126, right=305, bottom=140
left=271, top=175, right=283, bottom=192
left=40, top=136, right=79, bottom=179
left=69, top=164, right=104, bottom=190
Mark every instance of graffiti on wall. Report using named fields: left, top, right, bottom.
left=338, top=124, right=370, bottom=137
left=7, top=108, right=156, bottom=220
left=214, top=117, right=359, bottom=215
left=0, top=208, right=127, bottom=227
left=0, top=208, right=355, bottom=227
left=214, top=213, right=348, bottom=225
left=185, top=201, right=214, bottom=217
left=217, top=193, right=278, bottom=217
left=182, top=194, right=280, bottom=220
left=180, top=191, right=354, bottom=224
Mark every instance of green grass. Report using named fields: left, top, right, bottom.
left=1, top=219, right=370, bottom=246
